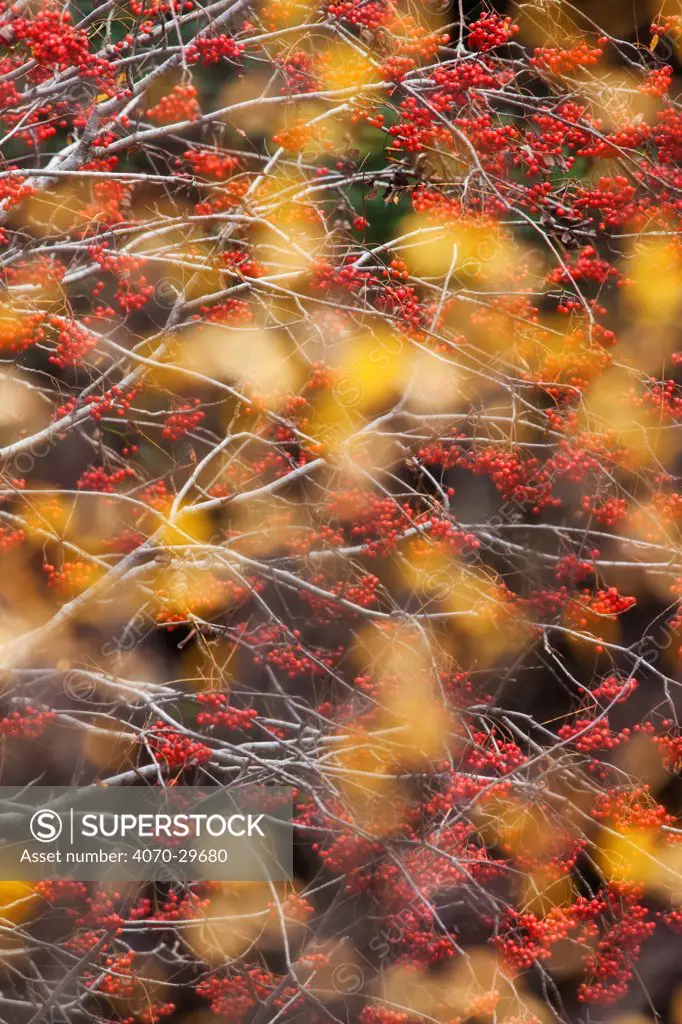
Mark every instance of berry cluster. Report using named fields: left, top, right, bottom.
left=0, top=706, right=55, bottom=738
left=162, top=400, right=204, bottom=440
left=195, top=692, right=258, bottom=729
left=147, top=84, right=200, bottom=124
left=147, top=722, right=213, bottom=769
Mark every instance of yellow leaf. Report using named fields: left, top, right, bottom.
left=0, top=881, right=38, bottom=923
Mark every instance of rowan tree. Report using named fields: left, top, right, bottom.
left=1, top=0, right=682, bottom=1022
